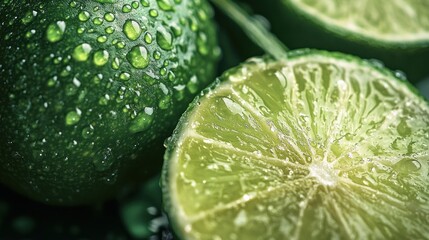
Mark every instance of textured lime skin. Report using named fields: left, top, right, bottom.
left=0, top=0, right=218, bottom=205
left=244, top=0, right=429, bottom=82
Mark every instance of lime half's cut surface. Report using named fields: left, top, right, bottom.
left=285, top=0, right=429, bottom=46
left=162, top=49, right=429, bottom=239
left=243, top=0, right=429, bottom=82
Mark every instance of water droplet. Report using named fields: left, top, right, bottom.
left=368, top=58, right=384, bottom=68
left=144, top=32, right=153, bottom=44
left=93, top=50, right=109, bottom=66
left=60, top=65, right=72, bottom=77
left=78, top=11, right=90, bottom=22
left=397, top=119, right=411, bottom=137
left=159, top=95, right=171, bottom=109
left=25, top=30, right=35, bottom=39
left=127, top=45, right=150, bottom=69
left=81, top=126, right=94, bottom=139
left=156, top=0, right=174, bottom=11
left=174, top=85, right=186, bottom=100
left=153, top=50, right=161, bottom=60
left=93, top=17, right=104, bottom=25
left=187, top=75, right=199, bottom=93
left=47, top=77, right=57, bottom=87
left=97, top=35, right=108, bottom=43
left=184, top=224, right=192, bottom=233
left=66, top=110, right=81, bottom=126
left=93, top=148, right=114, bottom=172
left=123, top=19, right=142, bottom=41
left=132, top=1, right=139, bottom=8
left=170, top=23, right=182, bottom=37
left=141, top=0, right=150, bottom=7
left=129, top=110, right=154, bottom=133
left=122, top=4, right=132, bottom=13
left=156, top=26, right=173, bottom=50
left=394, top=158, right=421, bottom=173
left=73, top=43, right=92, bottom=62
left=112, top=57, right=121, bottom=69
left=46, top=21, right=66, bottom=43
left=69, top=1, right=78, bottom=7
left=65, top=84, right=77, bottom=96
left=22, top=10, right=38, bottom=24
left=120, top=72, right=131, bottom=81
left=105, top=26, right=115, bottom=34
left=104, top=12, right=115, bottom=22
left=116, top=40, right=126, bottom=49
left=190, top=17, right=198, bottom=31
left=197, top=9, right=208, bottom=21
left=234, top=210, right=247, bottom=226
left=159, top=83, right=169, bottom=95
left=149, top=9, right=158, bottom=17
left=99, top=96, right=108, bottom=105
left=75, top=27, right=84, bottom=34
left=73, top=77, right=81, bottom=87
left=196, top=32, right=208, bottom=55
left=92, top=73, right=103, bottom=84
left=394, top=70, right=407, bottom=81
left=168, top=71, right=175, bottom=81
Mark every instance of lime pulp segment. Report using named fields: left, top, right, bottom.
left=286, top=0, right=429, bottom=44
left=163, top=50, right=429, bottom=239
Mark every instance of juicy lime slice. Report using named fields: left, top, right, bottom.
left=240, top=0, right=429, bottom=82
left=162, top=50, right=429, bottom=239
left=285, top=0, right=429, bottom=46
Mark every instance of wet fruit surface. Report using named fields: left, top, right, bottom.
left=244, top=0, right=429, bottom=82
left=162, top=50, right=429, bottom=239
left=0, top=0, right=219, bottom=205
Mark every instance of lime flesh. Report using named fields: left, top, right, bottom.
left=287, top=0, right=429, bottom=45
left=162, top=50, right=429, bottom=239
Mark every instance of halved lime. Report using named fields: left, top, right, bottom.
left=162, top=49, right=429, bottom=239
left=286, top=0, right=429, bottom=47
left=244, top=0, right=429, bottom=82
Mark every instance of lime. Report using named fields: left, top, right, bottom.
left=244, top=0, right=429, bottom=82
left=0, top=0, right=218, bottom=205
left=285, top=0, right=429, bottom=46
left=162, top=49, right=429, bottom=239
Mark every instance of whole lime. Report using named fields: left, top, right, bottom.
left=0, top=0, right=219, bottom=205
